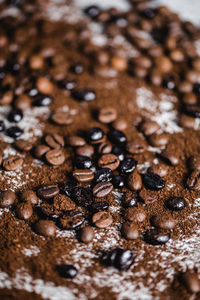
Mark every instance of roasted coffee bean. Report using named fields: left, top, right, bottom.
left=37, top=205, right=60, bottom=222
left=98, top=142, right=112, bottom=154
left=111, top=56, right=127, bottom=71
left=142, top=172, right=165, bottom=190
left=155, top=56, right=173, bottom=73
left=45, top=133, right=64, bottom=149
left=51, top=111, right=73, bottom=125
left=128, top=170, right=142, bottom=191
left=193, top=83, right=200, bottom=94
left=148, top=163, right=168, bottom=177
left=98, top=154, right=120, bottom=171
left=93, top=182, right=113, bottom=198
left=0, top=120, right=5, bottom=132
left=72, top=88, right=96, bottom=102
left=0, top=190, right=16, bottom=208
left=34, top=144, right=51, bottom=159
left=140, top=120, right=160, bottom=136
left=98, top=107, right=117, bottom=124
left=92, top=211, right=113, bottom=228
left=94, top=168, right=113, bottom=183
left=73, top=169, right=94, bottom=183
left=188, top=155, right=200, bottom=171
left=34, top=94, right=52, bottom=106
left=67, top=136, right=86, bottom=147
left=151, top=214, right=176, bottom=230
left=122, top=222, right=139, bottom=240
left=122, top=192, right=138, bottom=208
left=58, top=264, right=78, bottom=279
left=112, top=145, right=125, bottom=161
left=166, top=197, right=186, bottom=211
left=74, top=187, right=93, bottom=207
left=76, top=145, right=94, bottom=158
left=126, top=141, right=146, bottom=154
left=3, top=155, right=23, bottom=171
left=29, top=55, right=44, bottom=70
left=149, top=69, right=162, bottom=86
left=53, top=194, right=76, bottom=211
left=91, top=201, right=109, bottom=212
left=7, top=126, right=23, bottom=138
left=36, top=77, right=54, bottom=95
left=87, top=127, right=104, bottom=144
left=60, top=181, right=77, bottom=198
left=182, top=92, right=197, bottom=105
left=180, top=270, right=200, bottom=293
left=35, top=220, right=56, bottom=237
left=124, top=207, right=146, bottom=223
left=8, top=109, right=23, bottom=122
left=118, top=158, right=138, bottom=175
left=112, top=119, right=128, bottom=131
left=160, top=150, right=179, bottom=166
left=17, top=202, right=33, bottom=220
left=149, top=133, right=169, bottom=147
left=58, top=79, right=77, bottom=91
left=75, top=155, right=93, bottom=169
left=15, top=139, right=33, bottom=152
left=112, top=175, right=125, bottom=188
left=59, top=210, right=85, bottom=229
left=80, top=226, right=95, bottom=243
left=70, top=63, right=84, bottom=74
left=185, top=104, right=200, bottom=118
left=108, top=130, right=126, bottom=145
left=179, top=114, right=196, bottom=129
left=144, top=229, right=170, bottom=245
left=163, top=74, right=176, bottom=90
left=45, top=149, right=65, bottom=165
left=21, top=190, right=38, bottom=205
left=37, top=185, right=59, bottom=199
left=178, top=81, right=193, bottom=94
left=102, top=248, right=135, bottom=271
left=84, top=5, right=100, bottom=19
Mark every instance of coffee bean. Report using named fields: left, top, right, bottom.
left=84, top=5, right=100, bottom=19
left=93, top=182, right=113, bottom=198
left=75, top=155, right=93, bottom=169
left=45, top=133, right=64, bottom=149
left=149, top=69, right=162, bottom=86
left=122, top=222, right=139, bottom=240
left=36, top=77, right=54, bottom=95
left=188, top=155, right=200, bottom=171
left=128, top=169, right=142, bottom=191
left=59, top=210, right=85, bottom=229
left=118, top=158, right=138, bottom=175
left=112, top=175, right=125, bottom=188
left=193, top=83, right=200, bottom=94
left=17, top=202, right=33, bottom=220
left=70, top=63, right=84, bottom=74
left=180, top=270, right=200, bottom=293
left=160, top=150, right=179, bottom=166
left=67, top=136, right=86, bottom=147
left=15, top=139, right=33, bottom=152
left=91, top=201, right=109, bottom=212
left=149, top=133, right=169, bottom=147
left=139, top=188, right=157, bottom=204
left=51, top=111, right=73, bottom=125
left=140, top=120, right=160, bottom=136
left=34, top=144, right=51, bottom=159
left=182, top=92, right=197, bottom=105
left=179, top=114, right=196, bottom=129
left=72, top=88, right=96, bottom=102
left=148, top=163, right=168, bottom=177
left=37, top=185, right=59, bottom=199
left=185, top=104, right=200, bottom=118
left=0, top=190, right=16, bottom=208
left=112, top=119, right=128, bottom=131
left=73, top=169, right=94, bottom=183
left=94, top=168, right=113, bottom=184
left=98, top=107, right=117, bottom=124
left=166, top=197, right=186, bottom=211
left=35, top=220, right=56, bottom=237
left=124, top=207, right=146, bottom=222
left=21, top=190, right=38, bottom=205
left=3, top=155, right=23, bottom=171
left=98, top=142, right=112, bottom=154
left=126, top=141, right=146, bottom=154
left=34, top=94, right=52, bottom=106
left=98, top=154, right=120, bottom=171
left=102, top=248, right=135, bottom=271
left=45, top=149, right=65, bottom=165
left=0, top=120, right=5, bottom=132
left=60, top=181, right=77, bottom=198
left=8, top=109, right=23, bottom=122
left=58, top=264, right=78, bottom=279
left=76, top=145, right=94, bottom=158
left=142, top=172, right=165, bottom=190
left=58, top=79, right=77, bottom=91
left=108, top=130, right=126, bottom=145
left=122, top=192, right=138, bottom=208
left=112, top=145, right=125, bottom=161
left=187, top=169, right=200, bottom=190
left=144, top=229, right=170, bottom=245
left=155, top=56, right=173, bottom=73
left=7, top=126, right=23, bottom=138
left=111, top=56, right=127, bottom=71
left=14, top=94, right=31, bottom=110
left=53, top=194, right=76, bottom=211
left=92, top=211, right=113, bottom=228
left=74, top=187, right=93, bottom=207
left=87, top=127, right=104, bottom=144
left=151, top=214, right=176, bottom=229
left=178, top=81, right=193, bottom=94
left=29, top=55, right=44, bottom=70
left=80, top=226, right=94, bottom=243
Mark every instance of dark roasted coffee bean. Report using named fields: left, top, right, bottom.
left=122, top=222, right=139, bottom=240
left=34, top=94, right=52, bottom=106
left=95, top=168, right=113, bottom=184
left=0, top=120, right=5, bottom=132
left=112, top=145, right=125, bottom=161
left=151, top=214, right=176, bottom=230
left=0, top=190, right=16, bottom=208
left=188, top=155, right=200, bottom=171
left=91, top=201, right=109, bottom=212
left=144, top=229, right=170, bottom=245
left=73, top=169, right=94, bottom=183
left=37, top=206, right=60, bottom=222
left=8, top=109, right=23, bottom=122
left=84, top=5, right=100, bottom=19
left=98, top=107, right=117, bottom=124
left=17, top=202, right=33, bottom=220
left=112, top=175, right=125, bottom=189
left=74, top=187, right=93, bottom=207
left=128, top=170, right=142, bottom=191
left=3, top=155, right=23, bottom=171
left=57, top=79, right=77, bottom=91
left=166, top=197, right=186, bottom=211
left=51, top=111, right=73, bottom=125
left=93, top=182, right=113, bottom=198
left=180, top=270, right=200, bottom=293
left=140, top=120, right=160, bottom=136
left=108, top=130, right=126, bottom=145
left=184, top=104, right=200, bottom=118
left=34, top=145, right=51, bottom=159
left=46, top=149, right=65, bottom=165
left=15, top=139, right=33, bottom=152
left=160, top=150, right=179, bottom=166
left=7, top=126, right=23, bottom=138
left=76, top=145, right=94, bottom=158
left=87, top=127, right=104, bottom=144
left=21, top=189, right=38, bottom=205
left=98, top=142, right=112, bottom=154
left=59, top=210, right=84, bottom=229
left=58, top=264, right=78, bottom=279
left=98, top=154, right=120, bottom=171
left=60, top=182, right=77, bottom=198
left=35, top=220, right=56, bottom=237
left=92, top=211, right=113, bottom=228
left=163, top=74, right=176, bottom=90
left=102, top=248, right=135, bottom=271
left=118, top=158, right=138, bottom=175
left=37, top=185, right=59, bottom=200
left=45, top=133, right=64, bottom=149
left=122, top=192, right=138, bottom=208
left=124, top=207, right=146, bottom=223
left=75, top=155, right=93, bottom=169
left=67, top=136, right=86, bottom=147
left=70, top=63, right=84, bottom=74
left=53, top=194, right=76, bottom=211
left=72, top=88, right=96, bottom=102
left=80, top=226, right=94, bottom=243
left=142, top=172, right=165, bottom=190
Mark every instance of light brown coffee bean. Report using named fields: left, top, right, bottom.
left=122, top=222, right=139, bottom=240
left=178, top=81, right=193, bottom=94
left=67, top=136, right=86, bottom=147
left=17, top=202, right=33, bottom=220
left=112, top=119, right=128, bottom=131
left=3, top=155, right=23, bottom=171
left=14, top=94, right=32, bottom=110
left=93, top=182, right=113, bottom=198
left=98, top=142, right=112, bottom=154
left=0, top=190, right=16, bottom=208
left=21, top=190, right=38, bottom=205
left=35, top=220, right=56, bottom=237
left=170, top=49, right=184, bottom=62
left=179, top=114, right=196, bottom=129
left=29, top=55, right=44, bottom=70
left=36, top=77, right=54, bottom=95
left=45, top=149, right=65, bottom=165
left=73, top=169, right=94, bottom=183
left=135, top=55, right=152, bottom=69
left=45, top=133, right=64, bottom=149
left=15, top=139, right=33, bottom=152
left=0, top=90, right=13, bottom=105
left=80, top=226, right=95, bottom=243
left=53, top=194, right=76, bottom=211
left=155, top=56, right=173, bottom=73
left=124, top=207, right=146, bottom=222
left=151, top=214, right=176, bottom=229
left=51, top=111, right=73, bottom=125
left=185, top=69, right=199, bottom=83
left=182, top=92, right=197, bottom=105
left=92, top=211, right=113, bottom=228
left=187, top=170, right=200, bottom=191
left=126, top=141, right=146, bottom=154
left=98, top=154, right=120, bottom=171
left=160, top=150, right=179, bottom=166
left=149, top=68, right=162, bottom=86
left=140, top=120, right=160, bottom=136
left=37, top=185, right=59, bottom=199
left=34, top=144, right=51, bottom=159
left=98, top=107, right=117, bottom=124
left=76, top=145, right=94, bottom=158
left=181, top=271, right=200, bottom=293
left=149, top=133, right=169, bottom=147
left=192, top=57, right=200, bottom=71
left=148, top=163, right=168, bottom=177
left=188, top=155, right=200, bottom=171
left=128, top=170, right=142, bottom=191
left=111, top=56, right=127, bottom=71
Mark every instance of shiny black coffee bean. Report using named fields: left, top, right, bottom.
left=84, top=5, right=100, bottom=19
left=28, top=88, right=38, bottom=97
left=8, top=109, right=23, bottom=122
left=0, top=120, right=5, bottom=132
left=7, top=126, right=23, bottom=138
left=102, top=248, right=135, bottom=271
left=58, top=79, right=77, bottom=90
left=143, top=229, right=170, bottom=245
left=72, top=88, right=96, bottom=102
left=73, top=187, right=93, bottom=207
left=166, top=197, right=186, bottom=211
left=58, top=264, right=78, bottom=278
left=70, top=63, right=84, bottom=74
left=91, top=201, right=109, bottom=212
left=34, top=94, right=52, bottom=106
left=112, top=145, right=125, bottom=161
left=95, top=168, right=113, bottom=183
left=122, top=192, right=138, bottom=207
left=142, top=172, right=165, bottom=190
left=87, top=127, right=104, bottom=143
left=108, top=130, right=126, bottom=145
left=118, top=158, right=138, bottom=174
left=112, top=175, right=125, bottom=189
left=75, top=155, right=93, bottom=169
left=59, top=181, right=77, bottom=198
left=184, top=104, right=200, bottom=118
left=163, top=75, right=176, bottom=90
left=59, top=210, right=85, bottom=229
